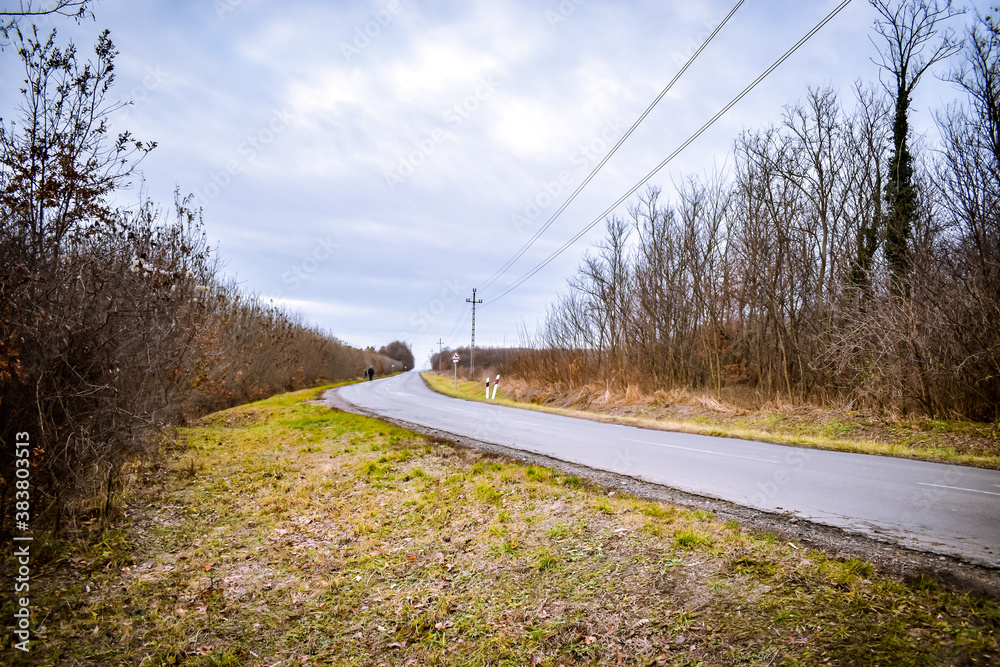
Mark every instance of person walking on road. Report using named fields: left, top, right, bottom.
left=367, top=366, right=375, bottom=381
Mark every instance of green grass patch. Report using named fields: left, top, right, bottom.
left=673, top=530, right=714, bottom=550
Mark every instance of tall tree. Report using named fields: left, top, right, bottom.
left=870, top=0, right=962, bottom=297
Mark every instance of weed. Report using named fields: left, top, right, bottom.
left=474, top=483, right=502, bottom=505
left=674, top=530, right=713, bottom=549
left=594, top=498, right=615, bottom=514
left=535, top=548, right=562, bottom=571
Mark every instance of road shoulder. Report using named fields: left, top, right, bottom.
left=325, top=386, right=1000, bottom=598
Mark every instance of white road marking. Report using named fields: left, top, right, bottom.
left=437, top=404, right=477, bottom=415
left=624, top=438, right=779, bottom=463
left=919, top=483, right=1000, bottom=497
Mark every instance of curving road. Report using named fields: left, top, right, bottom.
left=336, top=371, right=1000, bottom=567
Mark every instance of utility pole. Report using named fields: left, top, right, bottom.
left=436, top=338, right=444, bottom=370
left=466, top=288, right=483, bottom=379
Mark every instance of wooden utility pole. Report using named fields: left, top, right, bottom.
left=466, top=288, right=483, bottom=379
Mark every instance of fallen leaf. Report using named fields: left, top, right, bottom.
left=388, top=642, right=404, bottom=649
left=584, top=635, right=596, bottom=645
left=204, top=563, right=213, bottom=572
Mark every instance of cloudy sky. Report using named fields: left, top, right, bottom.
left=1, top=0, right=987, bottom=367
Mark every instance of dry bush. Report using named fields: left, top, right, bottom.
left=0, top=28, right=369, bottom=534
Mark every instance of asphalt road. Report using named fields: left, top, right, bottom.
left=337, top=371, right=1000, bottom=567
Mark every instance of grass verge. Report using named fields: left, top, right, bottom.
left=422, top=372, right=1000, bottom=470
left=3, top=385, right=998, bottom=665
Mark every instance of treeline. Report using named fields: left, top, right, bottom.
left=430, top=347, right=525, bottom=377
left=518, top=5, right=999, bottom=421
left=377, top=340, right=415, bottom=373
left=0, top=26, right=372, bottom=531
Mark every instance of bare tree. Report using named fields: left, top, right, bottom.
left=932, top=9, right=1000, bottom=417
left=870, top=0, right=963, bottom=296
left=846, top=82, right=891, bottom=296
left=1, top=1, right=96, bottom=43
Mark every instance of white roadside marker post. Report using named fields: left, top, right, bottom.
left=492, top=374, right=500, bottom=400
left=452, top=352, right=461, bottom=391
left=485, top=376, right=490, bottom=399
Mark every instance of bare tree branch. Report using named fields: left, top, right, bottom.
left=0, top=1, right=96, bottom=44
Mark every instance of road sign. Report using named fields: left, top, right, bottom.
left=452, top=352, right=461, bottom=362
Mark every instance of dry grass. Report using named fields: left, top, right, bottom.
left=3, top=385, right=998, bottom=666
left=423, top=372, right=1000, bottom=470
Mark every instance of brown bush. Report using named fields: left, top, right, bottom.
left=0, top=27, right=368, bottom=534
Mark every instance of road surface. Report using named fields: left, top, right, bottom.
left=337, top=371, right=1000, bottom=567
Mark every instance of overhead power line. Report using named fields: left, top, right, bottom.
left=444, top=302, right=473, bottom=347
left=483, top=0, right=854, bottom=307
left=479, top=0, right=746, bottom=294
